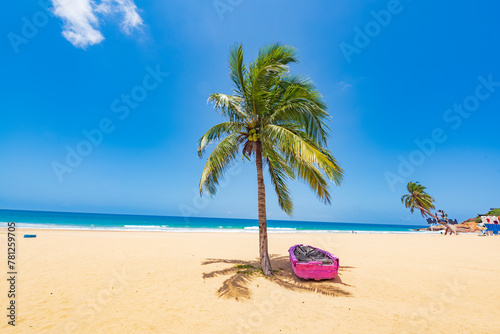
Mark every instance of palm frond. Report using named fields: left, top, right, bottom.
left=401, top=182, right=436, bottom=218
left=247, top=44, right=299, bottom=117
left=198, top=122, right=244, bottom=157
left=208, top=93, right=249, bottom=123
left=287, top=152, right=332, bottom=204
left=199, top=133, right=240, bottom=196
left=229, top=44, right=249, bottom=100
left=256, top=43, right=299, bottom=67
left=266, top=124, right=343, bottom=185
left=267, top=75, right=330, bottom=144
left=263, top=143, right=294, bottom=215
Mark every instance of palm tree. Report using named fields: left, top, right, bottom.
left=401, top=181, right=457, bottom=234
left=198, top=43, right=343, bottom=276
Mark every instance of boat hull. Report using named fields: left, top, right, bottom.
left=288, top=244, right=339, bottom=280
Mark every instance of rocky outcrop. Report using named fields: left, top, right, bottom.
left=416, top=220, right=481, bottom=233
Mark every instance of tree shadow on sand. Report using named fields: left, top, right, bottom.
left=202, top=255, right=353, bottom=301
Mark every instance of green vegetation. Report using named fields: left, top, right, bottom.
left=232, top=264, right=281, bottom=276
left=236, top=270, right=254, bottom=275
left=198, top=43, right=343, bottom=276
left=234, top=264, right=257, bottom=275
left=474, top=208, right=500, bottom=223
left=401, top=181, right=436, bottom=218
left=488, top=208, right=500, bottom=216
left=233, top=264, right=255, bottom=269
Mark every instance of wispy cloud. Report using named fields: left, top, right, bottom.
left=96, top=0, right=143, bottom=34
left=338, top=81, right=352, bottom=91
left=51, top=0, right=143, bottom=48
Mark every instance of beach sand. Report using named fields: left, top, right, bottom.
left=1, top=229, right=499, bottom=333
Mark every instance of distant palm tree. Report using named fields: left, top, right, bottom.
left=198, top=43, right=343, bottom=276
left=401, top=181, right=456, bottom=234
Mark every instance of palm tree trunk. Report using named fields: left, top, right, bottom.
left=255, top=141, right=273, bottom=276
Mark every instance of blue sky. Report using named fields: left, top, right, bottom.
left=1, top=0, right=499, bottom=225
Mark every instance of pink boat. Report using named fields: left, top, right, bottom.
left=288, top=244, right=339, bottom=280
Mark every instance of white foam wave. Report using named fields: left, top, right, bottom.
left=0, top=222, right=427, bottom=234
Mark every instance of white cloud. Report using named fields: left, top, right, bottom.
left=338, top=81, right=352, bottom=90
left=51, top=0, right=143, bottom=48
left=116, top=0, right=143, bottom=34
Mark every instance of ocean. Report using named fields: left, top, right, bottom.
left=0, top=209, right=427, bottom=233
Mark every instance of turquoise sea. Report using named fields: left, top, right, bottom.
left=0, top=209, right=427, bottom=233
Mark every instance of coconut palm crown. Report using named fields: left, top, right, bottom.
left=401, top=181, right=458, bottom=235
left=198, top=43, right=343, bottom=275
left=401, top=181, right=436, bottom=218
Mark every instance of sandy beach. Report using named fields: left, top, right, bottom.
left=1, top=229, right=499, bottom=333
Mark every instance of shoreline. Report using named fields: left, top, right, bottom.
left=0, top=222, right=430, bottom=234
left=1, top=224, right=431, bottom=234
